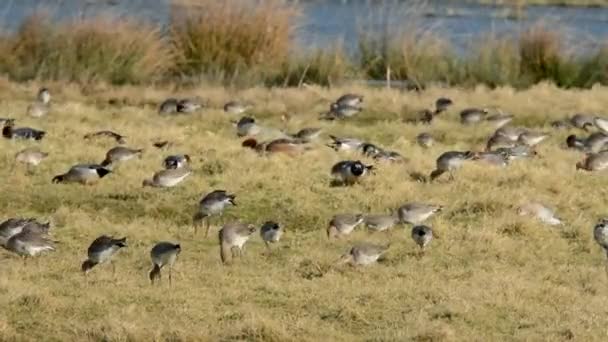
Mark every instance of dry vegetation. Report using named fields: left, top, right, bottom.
left=2, top=79, right=608, bottom=340
left=0, top=1, right=607, bottom=88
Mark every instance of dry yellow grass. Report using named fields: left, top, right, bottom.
left=2, top=80, right=608, bottom=340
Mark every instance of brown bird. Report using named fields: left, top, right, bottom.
left=218, top=222, right=257, bottom=264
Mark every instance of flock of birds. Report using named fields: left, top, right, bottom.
left=3, top=87, right=608, bottom=285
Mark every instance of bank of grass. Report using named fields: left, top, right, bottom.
left=477, top=0, right=608, bottom=7
left=0, top=1, right=606, bottom=88
left=0, top=13, right=173, bottom=84
left=2, top=80, right=608, bottom=340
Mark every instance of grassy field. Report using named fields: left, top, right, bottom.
left=2, top=79, right=608, bottom=341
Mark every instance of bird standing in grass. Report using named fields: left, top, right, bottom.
left=576, top=152, right=608, bottom=171
left=149, top=242, right=181, bottom=285
left=81, top=235, right=127, bottom=276
left=142, top=167, right=191, bottom=188
left=260, top=221, right=283, bottom=251
left=593, top=218, right=608, bottom=274
left=158, top=98, right=179, bottom=115
left=163, top=154, right=191, bottom=169
left=53, top=164, right=111, bottom=185
left=364, top=213, right=400, bottom=233
left=101, top=146, right=143, bottom=168
left=219, top=222, right=256, bottom=264
left=5, top=229, right=55, bottom=259
left=2, top=119, right=45, bottom=140
left=411, top=225, right=433, bottom=253
left=0, top=218, right=50, bottom=248
left=330, top=160, right=373, bottom=185
left=430, top=151, right=478, bottom=181
left=84, top=130, right=127, bottom=144
left=327, top=214, right=364, bottom=239
left=27, top=87, right=51, bottom=118
left=398, top=203, right=443, bottom=225
left=15, top=147, right=48, bottom=170
left=337, top=243, right=390, bottom=266
left=416, top=132, right=434, bottom=148
left=193, top=190, right=237, bottom=237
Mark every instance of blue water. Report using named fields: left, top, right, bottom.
left=0, top=0, right=606, bottom=53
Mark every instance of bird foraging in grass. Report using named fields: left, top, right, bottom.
left=193, top=190, right=237, bottom=237
left=149, top=242, right=181, bottom=285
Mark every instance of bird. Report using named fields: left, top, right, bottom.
left=15, top=147, right=48, bottom=168
left=260, top=221, right=283, bottom=251
left=218, top=222, right=256, bottom=264
left=486, top=133, right=518, bottom=151
left=594, top=117, right=608, bottom=134
left=364, top=213, right=400, bottom=233
left=224, top=101, right=252, bottom=115
left=327, top=135, right=364, bottom=152
left=163, top=154, right=191, bottom=169
left=430, top=151, right=478, bottom=181
left=177, top=97, right=204, bottom=113
left=416, top=132, right=434, bottom=148
left=0, top=218, right=50, bottom=248
left=593, top=218, right=608, bottom=260
left=193, top=190, right=237, bottom=237
left=236, top=116, right=261, bottom=137
left=411, top=225, right=433, bottom=252
left=485, top=113, right=513, bottom=128
left=583, top=133, right=608, bottom=153
left=460, top=108, right=488, bottom=125
left=569, top=113, right=594, bottom=131
left=26, top=87, right=51, bottom=118
left=495, top=145, right=537, bottom=161
left=398, top=203, right=443, bottom=225
left=517, top=131, right=549, bottom=147
left=53, top=164, right=111, bottom=185
left=434, top=97, right=453, bottom=114
left=84, top=130, right=127, bottom=144
left=323, top=103, right=362, bottom=120
left=158, top=98, right=179, bottom=114
left=5, top=229, right=55, bottom=258
left=335, top=93, right=363, bottom=107
left=517, top=202, right=562, bottom=226
left=330, top=160, right=373, bottom=185
left=476, top=151, right=509, bottom=167
left=576, top=152, right=608, bottom=171
left=2, top=119, right=45, bottom=140
left=337, top=243, right=390, bottom=266
left=373, top=150, right=408, bottom=163
left=81, top=235, right=127, bottom=275
left=361, top=143, right=383, bottom=158
left=566, top=134, right=586, bottom=151
left=327, top=214, right=364, bottom=239
left=101, top=146, right=143, bottom=168
left=149, top=242, right=181, bottom=285
left=290, top=127, right=322, bottom=142
left=494, top=126, right=528, bottom=141
left=142, top=167, right=191, bottom=188
left=242, top=138, right=310, bottom=156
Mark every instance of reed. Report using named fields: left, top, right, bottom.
left=169, top=0, right=298, bottom=86
left=0, top=13, right=172, bottom=84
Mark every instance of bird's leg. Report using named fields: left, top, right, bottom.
left=111, top=261, right=116, bottom=278
left=448, top=171, right=455, bottom=181
left=205, top=218, right=211, bottom=238
left=169, top=267, right=172, bottom=287
left=264, top=241, right=271, bottom=255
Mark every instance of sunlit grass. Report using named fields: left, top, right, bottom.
left=1, top=81, right=608, bottom=339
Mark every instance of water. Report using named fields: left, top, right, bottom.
left=0, top=0, right=606, bottom=53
